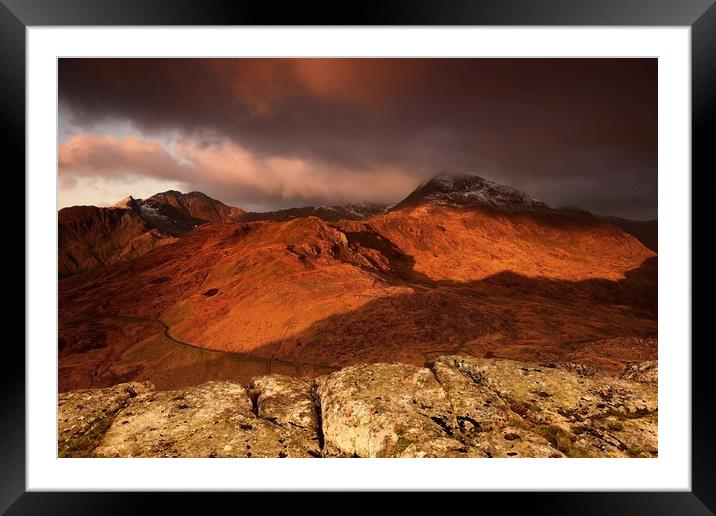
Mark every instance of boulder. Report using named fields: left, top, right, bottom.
left=316, top=363, right=475, bottom=457
left=94, top=381, right=320, bottom=458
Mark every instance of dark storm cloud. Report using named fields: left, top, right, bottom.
left=58, top=58, right=657, bottom=218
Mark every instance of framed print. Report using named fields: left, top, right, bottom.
left=4, top=0, right=711, bottom=512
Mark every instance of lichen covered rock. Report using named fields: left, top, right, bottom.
left=429, top=358, right=561, bottom=457
left=249, top=374, right=318, bottom=431
left=433, top=356, right=657, bottom=457
left=619, top=360, right=658, bottom=384
left=93, top=381, right=320, bottom=458
left=58, top=356, right=658, bottom=458
left=316, top=363, right=475, bottom=457
left=58, top=382, right=154, bottom=457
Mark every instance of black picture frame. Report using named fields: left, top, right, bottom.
left=3, top=0, right=709, bottom=512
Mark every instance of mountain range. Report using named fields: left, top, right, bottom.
left=59, top=173, right=656, bottom=278
left=58, top=173, right=657, bottom=392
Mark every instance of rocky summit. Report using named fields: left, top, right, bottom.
left=58, top=356, right=657, bottom=458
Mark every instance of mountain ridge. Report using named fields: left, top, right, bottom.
left=58, top=174, right=657, bottom=277
left=59, top=174, right=656, bottom=392
left=390, top=172, right=551, bottom=213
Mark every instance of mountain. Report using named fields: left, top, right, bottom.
left=391, top=172, right=550, bottom=212
left=367, top=173, right=655, bottom=284
left=335, top=202, right=391, bottom=219
left=58, top=191, right=246, bottom=277
left=243, top=203, right=388, bottom=223
left=142, top=191, right=246, bottom=229
left=132, top=190, right=245, bottom=237
left=59, top=192, right=390, bottom=277
left=391, top=171, right=658, bottom=254
left=59, top=173, right=657, bottom=392
left=58, top=205, right=176, bottom=278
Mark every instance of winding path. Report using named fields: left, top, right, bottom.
left=108, top=314, right=337, bottom=374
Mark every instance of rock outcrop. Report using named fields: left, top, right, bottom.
left=58, top=205, right=176, bottom=278
left=93, top=379, right=321, bottom=458
left=58, top=356, right=657, bottom=458
left=58, top=381, right=154, bottom=457
left=618, top=360, right=658, bottom=384
left=316, top=363, right=474, bottom=457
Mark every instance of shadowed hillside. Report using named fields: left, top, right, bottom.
left=59, top=175, right=657, bottom=392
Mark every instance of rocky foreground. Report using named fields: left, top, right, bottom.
left=58, top=356, right=657, bottom=458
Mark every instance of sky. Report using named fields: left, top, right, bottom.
left=58, top=58, right=657, bottom=219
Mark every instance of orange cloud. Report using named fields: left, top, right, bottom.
left=59, top=134, right=190, bottom=180
left=57, top=59, right=657, bottom=217
left=290, top=59, right=427, bottom=107
left=59, top=133, right=421, bottom=208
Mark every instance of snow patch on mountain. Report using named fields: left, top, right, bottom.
left=399, top=173, right=550, bottom=212
left=137, top=201, right=171, bottom=222
left=330, top=203, right=389, bottom=219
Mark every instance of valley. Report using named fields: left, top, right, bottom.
left=58, top=173, right=657, bottom=392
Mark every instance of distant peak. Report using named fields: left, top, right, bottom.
left=393, top=172, right=549, bottom=212
left=150, top=190, right=221, bottom=204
